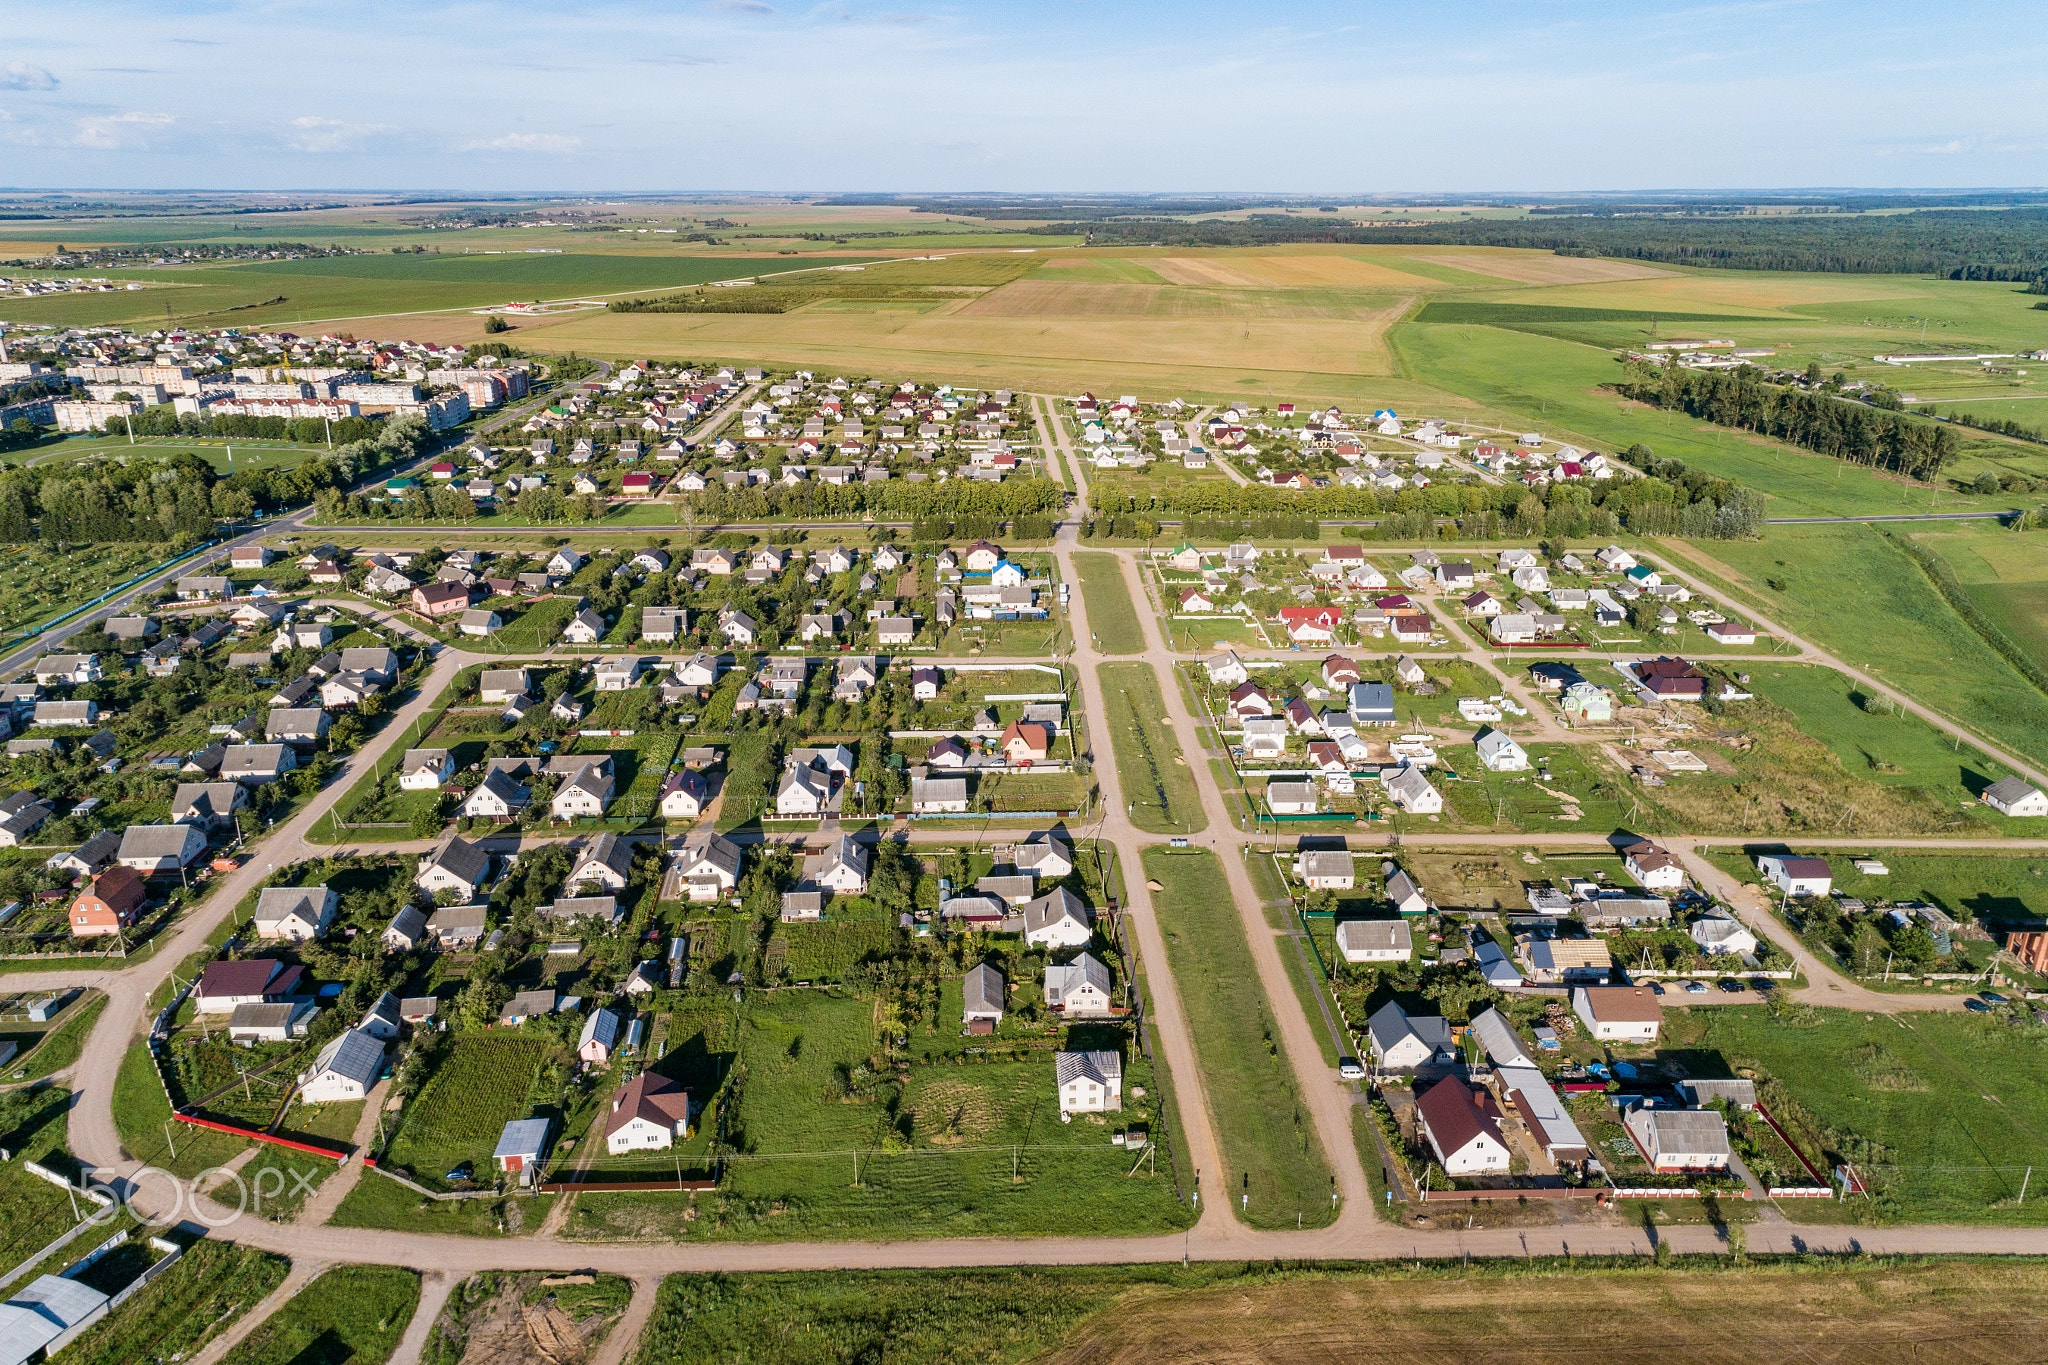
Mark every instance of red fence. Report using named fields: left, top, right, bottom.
left=173, top=1111, right=350, bottom=1163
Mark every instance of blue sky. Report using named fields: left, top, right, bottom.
left=2, top=1, right=2043, bottom=192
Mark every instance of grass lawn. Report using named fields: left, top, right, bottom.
left=1072, top=551, right=1145, bottom=654
left=1, top=991, right=106, bottom=1082
left=232, top=1264, right=420, bottom=1365
left=0, top=542, right=180, bottom=642
left=58, top=1238, right=290, bottom=1365
left=331, top=1167, right=558, bottom=1238
left=1099, top=663, right=1206, bottom=836
left=1144, top=848, right=1336, bottom=1230
left=1662, top=1005, right=2048, bottom=1225
left=568, top=986, right=1190, bottom=1243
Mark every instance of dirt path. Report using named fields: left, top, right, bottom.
left=296, top=1079, right=390, bottom=1226
left=590, top=1274, right=663, bottom=1365
left=388, top=1267, right=459, bottom=1365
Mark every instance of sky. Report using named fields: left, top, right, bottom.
left=2, top=0, right=2045, bottom=193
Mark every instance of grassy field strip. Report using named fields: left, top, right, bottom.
left=1099, top=663, right=1206, bottom=836
left=1243, top=853, right=1347, bottom=1069
left=1144, top=848, right=1336, bottom=1230
left=1072, top=551, right=1144, bottom=654
left=230, top=1264, right=420, bottom=1365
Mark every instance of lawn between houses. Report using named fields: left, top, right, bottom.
left=1145, top=847, right=1337, bottom=1230
left=230, top=1264, right=421, bottom=1365
left=1072, top=551, right=1145, bottom=655
left=1099, top=662, right=1206, bottom=836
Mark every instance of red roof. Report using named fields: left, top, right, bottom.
left=1276, top=606, right=1341, bottom=627
left=197, top=958, right=302, bottom=1000
left=1417, top=1079, right=1506, bottom=1159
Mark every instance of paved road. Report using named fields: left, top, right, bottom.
left=1766, top=511, right=2017, bottom=524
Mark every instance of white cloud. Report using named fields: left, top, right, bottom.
left=465, top=132, right=582, bottom=153
left=2, top=61, right=59, bottom=91
left=286, top=115, right=388, bottom=153
left=74, top=111, right=173, bottom=150
left=710, top=0, right=777, bottom=12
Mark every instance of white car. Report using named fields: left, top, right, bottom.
left=1337, top=1058, right=1366, bottom=1081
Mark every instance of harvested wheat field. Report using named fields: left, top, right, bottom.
left=1148, top=254, right=1441, bottom=290
left=1044, top=1260, right=2048, bottom=1365
left=961, top=279, right=1407, bottom=320
left=1408, top=251, right=1675, bottom=285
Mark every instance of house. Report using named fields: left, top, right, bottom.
left=963, top=962, right=1005, bottom=1031
left=494, top=1116, right=552, bottom=1178
left=963, top=540, right=1003, bottom=571
left=776, top=764, right=829, bottom=816
left=1001, top=721, right=1052, bottom=765
left=194, top=957, right=304, bottom=1013
left=1756, top=853, right=1831, bottom=897
left=231, top=545, right=274, bottom=570
left=1704, top=619, right=1756, bottom=645
left=382, top=904, right=430, bottom=952
left=912, top=775, right=970, bottom=813
left=252, top=884, right=338, bottom=942
left=641, top=607, right=688, bottom=643
left=479, top=668, right=532, bottom=704
left=1055, top=1050, right=1122, bottom=1116
left=116, top=824, right=207, bottom=875
left=298, top=1028, right=384, bottom=1103
left=1527, top=937, right=1612, bottom=983
left=169, top=781, right=246, bottom=830
left=1573, top=985, right=1662, bottom=1042
left=412, top=581, right=472, bottom=619
left=0, top=792, right=51, bottom=848
left=1294, top=848, right=1355, bottom=889
left=1474, top=729, right=1528, bottom=772
left=1637, top=656, right=1707, bottom=700
left=605, top=1073, right=692, bottom=1154
left=1626, top=1105, right=1731, bottom=1172
left=1434, top=562, right=1475, bottom=591
left=32, top=700, right=98, bottom=727
left=427, top=903, right=488, bottom=950
left=1469, top=1007, right=1536, bottom=1070
left=1044, top=951, right=1115, bottom=1016
left=357, top=991, right=404, bottom=1041
left=551, top=760, right=616, bottom=818
left=1385, top=866, right=1430, bottom=916
left=566, top=833, right=634, bottom=894
left=415, top=835, right=492, bottom=901
left=1022, top=885, right=1093, bottom=948
left=499, top=989, right=558, bottom=1025
left=1011, top=830, right=1076, bottom=880
left=1266, top=781, right=1318, bottom=815
left=1366, top=1001, right=1453, bottom=1071
left=1981, top=776, right=2048, bottom=818
left=1416, top=1080, right=1511, bottom=1175
left=578, top=1007, right=623, bottom=1065
left=1348, top=681, right=1395, bottom=727
left=68, top=866, right=148, bottom=937
left=47, top=829, right=121, bottom=880
left=594, top=656, right=644, bottom=692
left=1384, top=764, right=1441, bottom=813
left=463, top=768, right=530, bottom=821
left=1690, top=912, right=1758, bottom=956
left=1336, top=918, right=1411, bottom=963
left=1204, top=651, right=1251, bottom=686
left=721, top=609, right=757, bottom=645
left=658, top=770, right=708, bottom=819
left=1622, top=840, right=1686, bottom=890
left=266, top=708, right=330, bottom=748
left=399, top=996, right=441, bottom=1025
left=805, top=835, right=870, bottom=895
left=676, top=832, right=743, bottom=901
left=174, top=575, right=231, bottom=602
left=1498, top=1066, right=1591, bottom=1166
left=562, top=609, right=607, bottom=645
left=399, top=749, right=455, bottom=790
left=227, top=1000, right=319, bottom=1044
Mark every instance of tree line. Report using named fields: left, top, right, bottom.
left=1612, top=365, right=1960, bottom=481
left=1032, top=208, right=2048, bottom=280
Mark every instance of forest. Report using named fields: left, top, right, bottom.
left=1033, top=207, right=2048, bottom=279
left=1610, top=365, right=1961, bottom=481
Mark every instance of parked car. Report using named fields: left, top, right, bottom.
left=1966, top=997, right=1993, bottom=1013
left=1337, top=1058, right=1365, bottom=1081
left=1684, top=981, right=1709, bottom=995
left=1718, top=978, right=1746, bottom=993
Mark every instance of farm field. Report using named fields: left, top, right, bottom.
left=0, top=252, right=886, bottom=331
left=377, top=1033, right=552, bottom=1191
left=1099, top=663, right=1205, bottom=836
left=1145, top=848, right=1336, bottom=1230
left=1072, top=551, right=1144, bottom=654
left=1665, top=525, right=2048, bottom=768
left=1910, top=525, right=2048, bottom=661
left=1661, top=1006, right=2048, bottom=1226
left=231, top=1264, right=420, bottom=1365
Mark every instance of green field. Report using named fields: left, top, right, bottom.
left=0, top=253, right=885, bottom=329
left=1099, top=663, right=1206, bottom=836
left=1669, top=526, right=2048, bottom=768
left=232, top=1264, right=420, bottom=1365
left=1663, top=1006, right=2048, bottom=1225
left=1145, top=848, right=1336, bottom=1230
left=1071, top=551, right=1145, bottom=653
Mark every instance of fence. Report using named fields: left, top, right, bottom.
left=172, top=1111, right=350, bottom=1163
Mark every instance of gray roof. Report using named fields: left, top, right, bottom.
left=228, top=1001, right=310, bottom=1032
left=1632, top=1105, right=1731, bottom=1156
left=1679, top=1078, right=1758, bottom=1108
left=1044, top=951, right=1112, bottom=1006
left=1054, top=1050, right=1122, bottom=1086
left=963, top=962, right=1005, bottom=1016
left=117, top=824, right=202, bottom=860
left=307, top=1028, right=384, bottom=1088
left=1022, top=885, right=1090, bottom=936
left=421, top=835, right=491, bottom=887
left=1469, top=1006, right=1535, bottom=1069
left=579, top=1007, right=622, bottom=1052
left=543, top=896, right=620, bottom=923
left=220, top=743, right=292, bottom=778
left=385, top=905, right=429, bottom=942
left=254, top=884, right=334, bottom=929
left=501, top=989, right=556, bottom=1020
left=1985, top=775, right=2043, bottom=806
left=494, top=1115, right=552, bottom=1159
left=1335, top=918, right=1411, bottom=957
